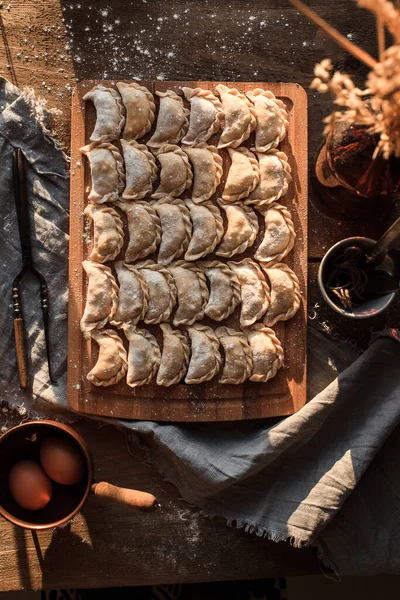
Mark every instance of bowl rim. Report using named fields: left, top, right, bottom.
left=318, top=236, right=397, bottom=319
left=0, top=420, right=93, bottom=530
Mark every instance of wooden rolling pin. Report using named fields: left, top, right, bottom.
left=91, top=482, right=157, bottom=510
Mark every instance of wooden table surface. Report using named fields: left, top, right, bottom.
left=0, top=0, right=399, bottom=591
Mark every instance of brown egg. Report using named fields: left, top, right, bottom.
left=40, top=436, right=85, bottom=485
left=9, top=460, right=52, bottom=511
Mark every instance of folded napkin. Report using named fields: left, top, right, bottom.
left=1, top=78, right=400, bottom=576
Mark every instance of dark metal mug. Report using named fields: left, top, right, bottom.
left=318, top=237, right=398, bottom=319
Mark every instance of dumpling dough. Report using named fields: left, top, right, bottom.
left=116, top=82, right=155, bottom=141
left=246, top=150, right=292, bottom=207
left=216, top=84, right=256, bottom=149
left=121, top=201, right=161, bottom=263
left=184, top=200, right=224, bottom=261
left=152, top=199, right=192, bottom=265
left=83, top=84, right=125, bottom=142
left=216, top=199, right=259, bottom=258
left=244, top=324, right=284, bottom=383
left=80, top=261, right=118, bottom=333
left=168, top=261, right=209, bottom=327
left=80, top=142, right=125, bottom=204
left=216, top=327, right=252, bottom=385
left=262, top=263, right=301, bottom=326
left=148, top=90, right=189, bottom=148
left=181, top=87, right=224, bottom=145
left=156, top=324, right=190, bottom=387
left=111, top=262, right=149, bottom=328
left=84, top=204, right=123, bottom=263
left=254, top=202, right=295, bottom=264
left=151, top=144, right=192, bottom=199
left=87, top=329, right=128, bottom=387
left=183, top=143, right=223, bottom=203
left=199, top=260, right=241, bottom=322
left=228, top=259, right=270, bottom=327
left=137, top=261, right=177, bottom=324
left=246, top=89, right=289, bottom=152
left=185, top=324, right=222, bottom=385
left=124, top=324, right=161, bottom=387
left=121, top=140, right=157, bottom=200
left=222, top=147, right=260, bottom=202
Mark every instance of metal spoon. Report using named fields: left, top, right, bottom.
left=365, top=214, right=400, bottom=267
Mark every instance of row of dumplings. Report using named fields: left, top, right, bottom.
left=80, top=259, right=300, bottom=335
left=83, top=82, right=289, bottom=151
left=85, top=199, right=296, bottom=266
left=88, top=322, right=284, bottom=388
left=81, top=140, right=292, bottom=209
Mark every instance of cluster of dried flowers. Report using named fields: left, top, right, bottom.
left=310, top=0, right=400, bottom=159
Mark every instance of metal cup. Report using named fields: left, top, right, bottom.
left=318, top=237, right=398, bottom=319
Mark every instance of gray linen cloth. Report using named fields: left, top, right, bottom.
left=1, top=78, right=400, bottom=576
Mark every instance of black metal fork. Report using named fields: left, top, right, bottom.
left=12, top=148, right=55, bottom=388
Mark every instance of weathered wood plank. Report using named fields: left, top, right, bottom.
left=0, top=420, right=318, bottom=591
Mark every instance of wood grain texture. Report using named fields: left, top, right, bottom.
left=68, top=80, right=308, bottom=422
left=13, top=318, right=29, bottom=390
left=1, top=0, right=398, bottom=590
left=0, top=420, right=318, bottom=591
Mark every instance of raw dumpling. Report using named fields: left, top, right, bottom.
left=262, top=263, right=301, bottom=326
left=121, top=140, right=157, bottom=200
left=137, top=261, right=177, bottom=324
left=216, top=84, right=256, bottom=149
left=228, top=259, right=270, bottom=327
left=83, top=84, right=125, bottom=142
left=184, top=200, right=224, bottom=261
left=181, top=87, right=224, bottom=145
left=147, top=90, right=189, bottom=148
left=222, top=147, right=260, bottom=202
left=120, top=201, right=161, bottom=263
left=116, top=82, right=155, bottom=141
left=87, top=329, right=128, bottom=387
left=183, top=143, right=223, bottom=203
left=84, top=204, right=124, bottom=263
left=124, top=324, right=161, bottom=387
left=244, top=324, right=284, bottom=383
left=80, top=142, right=125, bottom=204
left=216, top=199, right=259, bottom=258
left=151, top=144, right=192, bottom=199
left=245, top=150, right=291, bottom=207
left=215, top=327, right=252, bottom=385
left=185, top=324, right=222, bottom=385
left=80, top=261, right=118, bottom=333
left=168, top=261, right=209, bottom=327
left=156, top=324, right=190, bottom=387
left=111, top=262, right=149, bottom=328
left=152, top=198, right=192, bottom=265
left=199, top=260, right=241, bottom=321
left=246, top=89, right=289, bottom=152
left=254, top=203, right=295, bottom=264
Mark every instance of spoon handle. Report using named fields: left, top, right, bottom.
left=366, top=215, right=400, bottom=266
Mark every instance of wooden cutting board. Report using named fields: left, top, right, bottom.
left=68, top=80, right=308, bottom=422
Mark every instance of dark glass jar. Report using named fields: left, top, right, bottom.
left=312, top=119, right=400, bottom=219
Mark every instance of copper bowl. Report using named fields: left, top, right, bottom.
left=0, top=420, right=93, bottom=530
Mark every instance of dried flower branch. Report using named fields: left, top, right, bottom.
left=357, top=0, right=400, bottom=43
left=287, top=0, right=378, bottom=68
left=292, top=0, right=400, bottom=159
left=367, top=45, right=400, bottom=157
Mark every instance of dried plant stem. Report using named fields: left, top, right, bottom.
left=288, top=0, right=378, bottom=69
left=376, top=15, right=385, bottom=61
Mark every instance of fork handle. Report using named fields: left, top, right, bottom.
left=14, top=318, right=29, bottom=389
